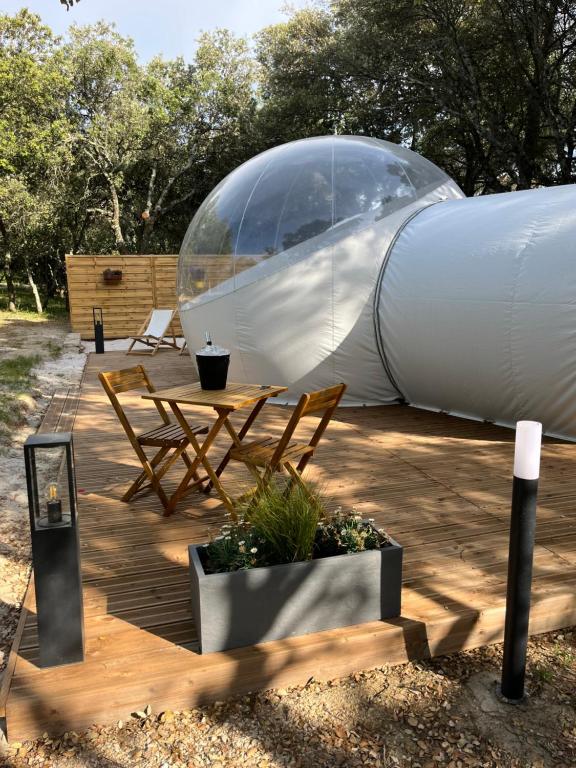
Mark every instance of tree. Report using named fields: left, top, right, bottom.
left=0, top=9, right=72, bottom=310
left=257, top=0, right=576, bottom=194
left=135, top=30, right=258, bottom=253
left=256, top=8, right=344, bottom=144
left=64, top=22, right=149, bottom=252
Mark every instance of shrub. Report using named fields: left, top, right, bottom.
left=244, top=481, right=323, bottom=564
left=201, top=480, right=391, bottom=575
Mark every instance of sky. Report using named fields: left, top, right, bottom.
left=1, top=0, right=307, bottom=61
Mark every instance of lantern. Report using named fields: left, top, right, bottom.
left=24, top=432, right=85, bottom=667
left=93, top=306, right=104, bottom=354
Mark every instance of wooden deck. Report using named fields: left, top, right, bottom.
left=3, top=350, right=576, bottom=740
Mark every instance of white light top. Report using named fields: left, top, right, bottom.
left=513, top=421, right=542, bottom=480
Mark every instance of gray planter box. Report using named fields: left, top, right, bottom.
left=188, top=535, right=402, bottom=654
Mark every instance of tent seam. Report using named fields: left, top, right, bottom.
left=373, top=201, right=444, bottom=401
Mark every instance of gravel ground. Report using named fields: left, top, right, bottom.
left=1, top=629, right=574, bottom=768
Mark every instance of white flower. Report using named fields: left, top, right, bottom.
left=202, top=543, right=209, bottom=548
left=250, top=547, right=258, bottom=554
left=378, top=528, right=385, bottom=534
left=214, top=535, right=224, bottom=541
left=224, top=536, right=231, bottom=541
left=368, top=518, right=375, bottom=523
left=353, top=514, right=362, bottom=521
left=340, top=529, right=346, bottom=536
left=238, top=540, right=245, bottom=546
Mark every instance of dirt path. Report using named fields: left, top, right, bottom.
left=0, top=314, right=70, bottom=361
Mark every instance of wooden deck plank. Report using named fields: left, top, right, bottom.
left=4, top=349, right=576, bottom=740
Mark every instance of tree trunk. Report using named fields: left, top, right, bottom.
left=140, top=217, right=156, bottom=254
left=3, top=252, right=17, bottom=311
left=105, top=174, right=126, bottom=253
left=26, top=268, right=43, bottom=314
left=0, top=214, right=16, bottom=311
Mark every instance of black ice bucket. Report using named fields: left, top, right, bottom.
left=196, top=349, right=230, bottom=390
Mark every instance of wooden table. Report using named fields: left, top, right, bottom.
left=142, top=382, right=287, bottom=515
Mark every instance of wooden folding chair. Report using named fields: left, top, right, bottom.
left=229, top=383, right=346, bottom=496
left=126, top=308, right=180, bottom=355
left=99, top=365, right=208, bottom=514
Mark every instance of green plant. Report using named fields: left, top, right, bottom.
left=47, top=340, right=63, bottom=358
left=202, top=518, right=269, bottom=574
left=315, top=508, right=389, bottom=556
left=0, top=392, right=28, bottom=434
left=245, top=482, right=325, bottom=563
left=0, top=355, right=41, bottom=388
left=244, top=481, right=324, bottom=564
left=552, top=642, right=575, bottom=668
left=0, top=355, right=40, bottom=442
left=532, top=663, right=554, bottom=687
left=0, top=285, right=67, bottom=319
left=202, top=480, right=392, bottom=575
left=0, top=355, right=41, bottom=386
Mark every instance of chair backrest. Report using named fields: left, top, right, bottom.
left=98, top=365, right=170, bottom=447
left=270, top=383, right=347, bottom=467
left=142, top=309, right=174, bottom=338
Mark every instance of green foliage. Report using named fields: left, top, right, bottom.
left=202, top=481, right=391, bottom=574
left=2, top=1, right=576, bottom=311
left=0, top=392, right=29, bottom=438
left=0, top=355, right=41, bottom=388
left=0, top=11, right=258, bottom=309
left=201, top=518, right=270, bottom=574
left=315, top=508, right=390, bottom=556
left=0, top=284, right=67, bottom=317
left=0, top=354, right=40, bottom=440
left=244, top=481, right=324, bottom=564
left=256, top=1, right=576, bottom=194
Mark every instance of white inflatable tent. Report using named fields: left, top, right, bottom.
left=178, top=136, right=576, bottom=440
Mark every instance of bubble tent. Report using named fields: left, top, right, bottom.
left=178, top=135, right=576, bottom=440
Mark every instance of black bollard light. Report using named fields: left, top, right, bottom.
left=93, top=306, right=105, bottom=354
left=501, top=420, right=542, bottom=701
left=24, top=432, right=85, bottom=667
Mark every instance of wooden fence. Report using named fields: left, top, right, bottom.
left=65, top=255, right=181, bottom=339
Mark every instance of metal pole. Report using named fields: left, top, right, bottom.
left=93, top=307, right=104, bottom=354
left=501, top=421, right=541, bottom=701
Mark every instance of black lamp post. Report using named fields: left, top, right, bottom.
left=501, top=420, right=542, bottom=701
left=24, top=432, right=85, bottom=668
left=93, top=307, right=104, bottom=354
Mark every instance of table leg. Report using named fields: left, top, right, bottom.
left=203, top=398, right=267, bottom=493
left=168, top=404, right=236, bottom=516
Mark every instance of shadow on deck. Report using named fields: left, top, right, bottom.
left=3, top=350, right=576, bottom=740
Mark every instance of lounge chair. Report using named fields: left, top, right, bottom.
left=126, top=308, right=180, bottom=355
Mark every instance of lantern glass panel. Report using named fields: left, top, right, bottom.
left=24, top=433, right=77, bottom=531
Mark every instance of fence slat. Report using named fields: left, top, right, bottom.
left=65, top=255, right=183, bottom=339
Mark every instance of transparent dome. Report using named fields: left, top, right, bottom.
left=178, top=136, right=453, bottom=306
